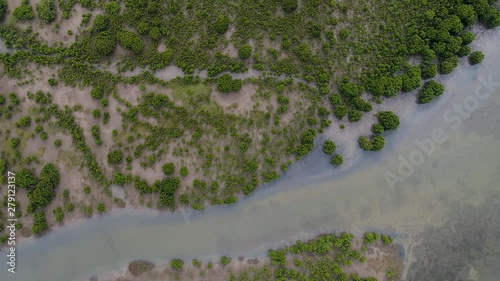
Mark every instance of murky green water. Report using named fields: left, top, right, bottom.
left=2, top=28, right=500, bottom=281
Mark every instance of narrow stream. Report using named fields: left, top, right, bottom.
left=1, top=28, right=500, bottom=281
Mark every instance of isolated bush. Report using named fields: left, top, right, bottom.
left=377, top=111, right=400, bottom=130
left=348, top=110, right=362, bottom=122
left=31, top=212, right=48, bottom=235
left=371, top=124, right=384, bottom=134
left=334, top=105, right=348, bottom=119
left=418, top=81, right=445, bottom=104
left=90, top=86, right=104, bottom=100
left=170, top=259, right=184, bottom=270
left=180, top=166, right=188, bottom=177
left=329, top=94, right=341, bottom=105
left=469, top=51, right=484, bottom=65
left=331, top=154, right=343, bottom=166
left=358, top=136, right=372, bottom=151
left=13, top=0, right=34, bottom=21
left=213, top=14, right=230, bottom=34
left=217, top=74, right=242, bottom=93
left=107, top=150, right=123, bottom=164
left=36, top=0, right=56, bottom=23
left=97, top=202, right=105, bottom=213
left=53, top=207, right=63, bottom=222
left=238, top=44, right=252, bottom=60
left=220, top=256, right=232, bottom=265
left=162, top=163, right=175, bottom=175
left=94, top=31, right=116, bottom=56
left=117, top=30, right=144, bottom=54
left=322, top=140, right=336, bottom=154
left=371, top=135, right=385, bottom=151
left=48, top=78, right=57, bottom=86
left=15, top=116, right=31, bottom=127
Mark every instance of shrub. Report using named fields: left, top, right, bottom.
left=217, top=74, right=242, bottom=93
left=97, top=202, right=105, bottom=213
left=104, top=1, right=120, bottom=15
left=15, top=116, right=31, bottom=127
left=94, top=31, right=116, bottom=56
left=469, top=51, right=484, bottom=65
left=48, top=78, right=57, bottom=86
left=192, top=259, right=202, bottom=268
left=339, top=29, right=350, bottom=39
left=377, top=111, right=400, bottom=130
left=13, top=0, right=34, bottom=21
left=17, top=168, right=37, bottom=189
left=364, top=232, right=380, bottom=244
left=91, top=86, right=104, bottom=99
left=455, top=4, right=477, bottom=26
left=381, top=234, right=393, bottom=245
left=53, top=207, right=64, bottom=222
left=100, top=98, right=109, bottom=107
left=92, top=109, right=101, bottom=118
left=0, top=0, right=6, bottom=22
left=329, top=94, right=341, bottom=105
left=418, top=81, right=445, bottom=104
left=64, top=203, right=74, bottom=212
left=459, top=31, right=475, bottom=45
left=170, top=259, right=184, bottom=270
left=31, top=212, right=48, bottom=235
left=296, top=129, right=316, bottom=157
left=83, top=186, right=91, bottom=194
left=358, top=136, right=372, bottom=151
left=421, top=64, right=437, bottom=79
left=370, top=125, right=384, bottom=136
left=36, top=0, right=56, bottom=23
left=117, top=30, right=144, bottom=54
left=220, top=256, right=232, bottom=265
left=238, top=45, right=252, bottom=60
left=352, top=97, right=373, bottom=112
left=213, top=14, right=230, bottom=33
left=93, top=14, right=109, bottom=32
left=54, top=139, right=62, bottom=147
left=282, top=0, right=297, bottom=13
left=322, top=140, right=336, bottom=154
left=10, top=138, right=20, bottom=148
left=348, top=110, right=362, bottom=122
left=457, top=46, right=471, bottom=57
left=63, top=189, right=70, bottom=199
left=107, top=150, right=123, bottom=164
left=334, top=105, right=348, bottom=119
left=180, top=166, right=188, bottom=177
left=331, top=154, right=343, bottom=166
left=162, top=163, right=175, bottom=175
left=401, top=66, right=421, bottom=91
left=440, top=56, right=459, bottom=74
left=371, top=135, right=385, bottom=151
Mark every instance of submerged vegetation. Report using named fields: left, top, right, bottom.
left=0, top=0, right=498, bottom=238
